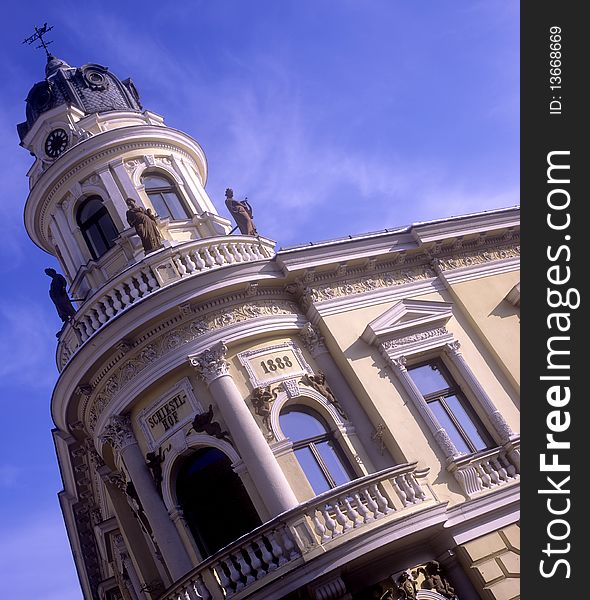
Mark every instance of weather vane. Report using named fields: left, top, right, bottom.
left=22, top=23, right=54, bottom=57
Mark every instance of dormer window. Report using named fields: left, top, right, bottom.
left=142, top=173, right=191, bottom=220
left=77, top=196, right=119, bottom=259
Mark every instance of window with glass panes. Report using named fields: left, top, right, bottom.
left=279, top=406, right=356, bottom=495
left=407, top=359, right=493, bottom=454
left=142, top=174, right=190, bottom=220
left=77, top=196, right=119, bottom=259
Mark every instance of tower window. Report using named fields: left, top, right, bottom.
left=142, top=173, right=191, bottom=220
left=407, top=359, right=493, bottom=454
left=77, top=196, right=119, bottom=260
left=280, top=407, right=355, bottom=495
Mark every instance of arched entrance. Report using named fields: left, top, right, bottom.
left=176, top=447, right=262, bottom=557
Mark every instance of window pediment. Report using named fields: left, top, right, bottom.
left=362, top=299, right=454, bottom=352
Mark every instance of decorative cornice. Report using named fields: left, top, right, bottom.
left=382, top=327, right=449, bottom=350
left=189, top=342, right=229, bottom=384
left=434, top=244, right=520, bottom=272
left=84, top=298, right=300, bottom=431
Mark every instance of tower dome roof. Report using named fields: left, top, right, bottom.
left=17, top=54, right=143, bottom=142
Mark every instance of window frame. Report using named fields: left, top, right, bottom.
left=407, top=358, right=494, bottom=455
left=76, top=195, right=119, bottom=260
left=141, top=172, right=191, bottom=221
left=280, top=405, right=356, bottom=493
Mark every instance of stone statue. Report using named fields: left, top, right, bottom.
left=225, top=188, right=257, bottom=236
left=125, top=198, right=163, bottom=254
left=45, top=268, right=77, bottom=325
left=421, top=561, right=458, bottom=600
left=251, top=385, right=278, bottom=435
left=188, top=405, right=231, bottom=442
left=146, top=447, right=165, bottom=497
left=301, top=372, right=348, bottom=419
left=397, top=571, right=417, bottom=600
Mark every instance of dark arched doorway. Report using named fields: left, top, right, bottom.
left=176, top=447, right=261, bottom=558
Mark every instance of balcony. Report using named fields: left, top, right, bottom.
left=160, top=463, right=442, bottom=600
left=57, top=235, right=276, bottom=369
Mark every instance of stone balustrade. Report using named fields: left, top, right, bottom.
left=160, top=463, right=435, bottom=600
left=448, top=438, right=520, bottom=498
left=57, top=236, right=275, bottom=369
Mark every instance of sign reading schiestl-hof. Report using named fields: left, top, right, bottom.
left=138, top=378, right=202, bottom=448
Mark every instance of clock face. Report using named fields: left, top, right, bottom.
left=45, top=128, right=69, bottom=158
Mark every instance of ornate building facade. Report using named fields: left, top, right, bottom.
left=20, top=54, right=520, bottom=600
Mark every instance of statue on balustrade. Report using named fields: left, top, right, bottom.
left=224, top=188, right=258, bottom=236
left=45, top=268, right=77, bottom=330
left=125, top=198, right=163, bottom=254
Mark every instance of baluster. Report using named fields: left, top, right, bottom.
left=280, top=525, right=299, bottom=560
left=407, top=473, right=427, bottom=501
left=210, top=244, right=225, bottom=265
left=333, top=500, right=351, bottom=533
left=320, top=505, right=338, bottom=539
left=88, top=309, right=101, bottom=331
left=399, top=474, right=417, bottom=504
left=391, top=476, right=409, bottom=506
left=245, top=541, right=264, bottom=579
left=144, top=267, right=159, bottom=291
left=352, top=492, right=372, bottom=523
left=192, top=249, right=207, bottom=270
left=128, top=276, right=141, bottom=302
left=223, top=555, right=243, bottom=593
left=202, top=246, right=216, bottom=267
left=193, top=574, right=212, bottom=600
left=491, top=456, right=509, bottom=482
left=475, top=462, right=493, bottom=488
left=78, top=316, right=91, bottom=340
left=174, top=254, right=188, bottom=276
left=220, top=243, right=235, bottom=264
left=501, top=453, right=518, bottom=478
left=213, top=563, right=233, bottom=597
left=312, top=512, right=329, bottom=543
left=257, top=537, right=278, bottom=572
left=233, top=550, right=255, bottom=585
left=102, top=295, right=115, bottom=319
left=361, top=488, right=382, bottom=519
left=136, top=271, right=149, bottom=295
left=109, top=288, right=123, bottom=313
left=342, top=496, right=363, bottom=528
left=182, top=251, right=197, bottom=273
left=237, top=243, right=250, bottom=261
left=115, top=283, right=131, bottom=308
left=484, top=459, right=501, bottom=485
left=268, top=530, right=288, bottom=565
left=92, top=300, right=107, bottom=325
left=183, top=583, right=201, bottom=600
left=371, top=483, right=393, bottom=514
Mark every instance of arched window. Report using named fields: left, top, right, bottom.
left=280, top=406, right=355, bottom=495
left=142, top=173, right=191, bottom=220
left=176, top=447, right=261, bottom=558
left=77, top=196, right=119, bottom=259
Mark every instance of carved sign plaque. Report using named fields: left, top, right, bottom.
left=238, top=342, right=312, bottom=388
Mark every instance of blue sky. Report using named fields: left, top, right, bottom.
left=0, top=2, right=518, bottom=597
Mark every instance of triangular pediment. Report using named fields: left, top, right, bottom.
left=362, top=299, right=453, bottom=345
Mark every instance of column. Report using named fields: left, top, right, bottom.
left=100, top=415, right=193, bottom=580
left=385, top=354, right=462, bottom=461
left=443, top=341, right=515, bottom=443
left=299, top=322, right=393, bottom=470
left=189, top=341, right=299, bottom=517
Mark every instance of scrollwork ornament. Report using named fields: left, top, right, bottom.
left=299, top=322, right=326, bottom=355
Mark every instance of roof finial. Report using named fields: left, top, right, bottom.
left=22, top=23, right=54, bottom=58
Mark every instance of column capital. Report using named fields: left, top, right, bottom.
left=99, top=414, right=136, bottom=453
left=386, top=353, right=407, bottom=372
left=189, top=341, right=230, bottom=384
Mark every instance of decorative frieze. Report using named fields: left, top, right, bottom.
left=435, top=244, right=520, bottom=271
left=381, top=327, right=449, bottom=350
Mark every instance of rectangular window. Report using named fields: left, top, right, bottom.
left=407, top=359, right=493, bottom=454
